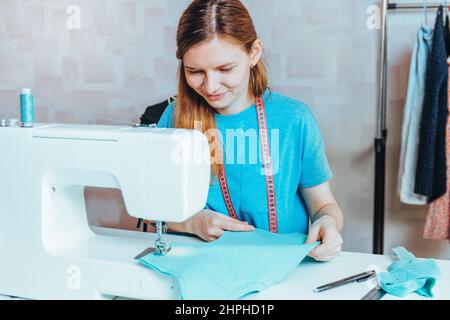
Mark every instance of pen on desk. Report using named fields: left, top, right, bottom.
left=313, top=270, right=377, bottom=293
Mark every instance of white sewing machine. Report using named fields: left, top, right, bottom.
left=0, top=123, right=210, bottom=299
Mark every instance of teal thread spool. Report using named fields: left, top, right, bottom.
left=20, top=88, right=35, bottom=127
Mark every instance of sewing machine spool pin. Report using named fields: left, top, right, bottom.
left=134, top=221, right=171, bottom=259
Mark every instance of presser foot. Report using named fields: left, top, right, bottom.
left=155, top=241, right=172, bottom=255
left=134, top=242, right=172, bottom=259
left=134, top=221, right=172, bottom=259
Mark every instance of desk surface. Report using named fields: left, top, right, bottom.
left=246, top=251, right=450, bottom=300
left=0, top=250, right=449, bottom=300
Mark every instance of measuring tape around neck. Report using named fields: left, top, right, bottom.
left=218, top=95, right=278, bottom=233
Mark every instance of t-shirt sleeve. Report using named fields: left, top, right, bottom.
left=156, top=101, right=176, bottom=128
left=298, top=108, right=333, bottom=189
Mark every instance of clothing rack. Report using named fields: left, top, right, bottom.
left=375, top=1, right=445, bottom=254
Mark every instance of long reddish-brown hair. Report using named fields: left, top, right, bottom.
left=175, top=0, right=268, bottom=180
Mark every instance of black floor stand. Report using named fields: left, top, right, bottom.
left=373, top=129, right=387, bottom=254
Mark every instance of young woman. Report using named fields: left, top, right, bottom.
left=158, top=0, right=344, bottom=262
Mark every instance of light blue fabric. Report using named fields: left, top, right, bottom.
left=139, top=229, right=319, bottom=300
left=379, top=247, right=441, bottom=298
left=397, top=24, right=432, bottom=205
left=157, top=89, right=332, bottom=234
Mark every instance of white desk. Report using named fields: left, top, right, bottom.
left=246, top=251, right=450, bottom=300
left=1, top=228, right=449, bottom=300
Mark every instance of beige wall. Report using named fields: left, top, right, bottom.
left=1, top=0, right=449, bottom=259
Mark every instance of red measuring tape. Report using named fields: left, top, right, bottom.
left=218, top=95, right=278, bottom=233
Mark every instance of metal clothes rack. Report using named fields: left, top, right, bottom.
left=375, top=1, right=445, bottom=254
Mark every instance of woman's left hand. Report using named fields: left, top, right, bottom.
left=305, top=215, right=343, bottom=261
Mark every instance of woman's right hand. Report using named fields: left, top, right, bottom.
left=182, top=209, right=255, bottom=242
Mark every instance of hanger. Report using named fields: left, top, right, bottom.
left=423, top=0, right=428, bottom=26
left=443, top=0, right=450, bottom=29
left=167, top=95, right=177, bottom=105
left=421, top=0, right=446, bottom=26
left=441, top=0, right=448, bottom=16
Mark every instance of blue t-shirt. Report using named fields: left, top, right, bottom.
left=157, top=89, right=332, bottom=234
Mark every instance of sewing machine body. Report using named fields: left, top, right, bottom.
left=0, top=124, right=210, bottom=299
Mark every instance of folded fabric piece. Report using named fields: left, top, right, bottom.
left=139, top=229, right=319, bottom=300
left=379, top=247, right=441, bottom=298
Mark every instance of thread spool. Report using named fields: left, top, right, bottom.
left=20, top=88, right=34, bottom=128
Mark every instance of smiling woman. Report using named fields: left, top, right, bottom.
left=157, top=0, right=344, bottom=262
left=182, top=36, right=262, bottom=115
left=174, top=0, right=268, bottom=178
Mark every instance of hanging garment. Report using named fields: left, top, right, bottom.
left=398, top=24, right=432, bottom=205
left=445, top=14, right=450, bottom=57
left=139, top=230, right=319, bottom=300
left=423, top=62, right=450, bottom=241
left=415, top=6, right=449, bottom=202
left=140, top=96, right=175, bottom=126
